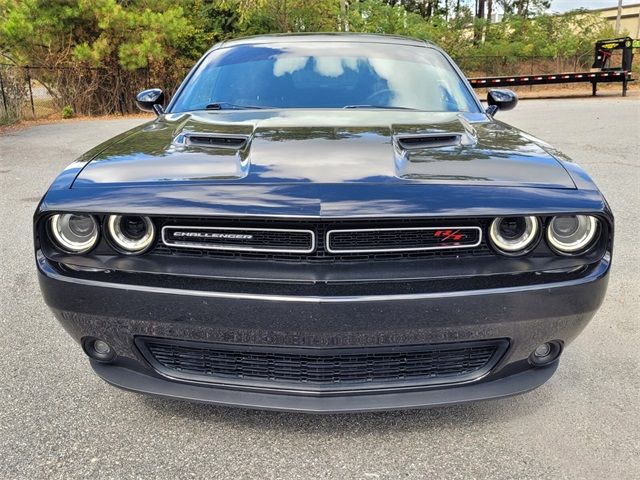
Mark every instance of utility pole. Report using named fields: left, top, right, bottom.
left=614, top=0, right=623, bottom=35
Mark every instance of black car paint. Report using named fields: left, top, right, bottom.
left=34, top=34, right=613, bottom=412
left=38, top=108, right=605, bottom=218
left=70, top=111, right=576, bottom=188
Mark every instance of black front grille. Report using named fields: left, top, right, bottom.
left=162, top=226, right=314, bottom=252
left=151, top=217, right=495, bottom=264
left=139, top=338, right=507, bottom=392
left=327, top=226, right=481, bottom=252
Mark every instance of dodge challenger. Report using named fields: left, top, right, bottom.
left=34, top=34, right=612, bottom=412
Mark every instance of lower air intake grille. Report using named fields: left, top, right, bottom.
left=138, top=338, right=508, bottom=392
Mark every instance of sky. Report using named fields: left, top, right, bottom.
left=549, top=1, right=626, bottom=13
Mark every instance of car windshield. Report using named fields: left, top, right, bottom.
left=170, top=41, right=479, bottom=113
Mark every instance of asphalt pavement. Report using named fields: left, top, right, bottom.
left=1, top=96, right=638, bottom=479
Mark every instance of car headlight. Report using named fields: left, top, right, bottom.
left=107, top=215, right=155, bottom=254
left=489, top=216, right=539, bottom=255
left=546, top=215, right=598, bottom=254
left=49, top=213, right=99, bottom=253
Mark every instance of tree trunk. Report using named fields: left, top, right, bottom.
left=517, top=0, right=530, bottom=18
left=474, top=0, right=486, bottom=44
left=340, top=0, right=348, bottom=31
left=476, top=0, right=486, bottom=19
left=426, top=1, right=434, bottom=19
left=614, top=0, right=623, bottom=34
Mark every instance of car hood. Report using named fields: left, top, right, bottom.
left=72, top=110, right=575, bottom=189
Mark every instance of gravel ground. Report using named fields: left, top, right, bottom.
left=1, top=96, right=638, bottom=479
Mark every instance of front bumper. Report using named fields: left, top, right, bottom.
left=37, top=252, right=610, bottom=413
left=92, top=359, right=557, bottom=413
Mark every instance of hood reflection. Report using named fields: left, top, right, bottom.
left=72, top=110, right=575, bottom=189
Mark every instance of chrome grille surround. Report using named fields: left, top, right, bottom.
left=326, top=226, right=483, bottom=253
left=161, top=225, right=316, bottom=253
left=152, top=217, right=493, bottom=262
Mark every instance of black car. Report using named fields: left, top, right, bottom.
left=35, top=34, right=612, bottom=413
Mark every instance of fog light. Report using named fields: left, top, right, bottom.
left=534, top=343, right=551, bottom=358
left=529, top=341, right=562, bottom=367
left=84, top=337, right=116, bottom=363
left=93, top=340, right=111, bottom=355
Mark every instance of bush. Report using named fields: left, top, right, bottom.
left=61, top=105, right=74, bottom=119
left=0, top=0, right=618, bottom=119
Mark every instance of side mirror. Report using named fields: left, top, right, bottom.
left=136, top=89, right=165, bottom=115
left=486, top=89, right=518, bottom=116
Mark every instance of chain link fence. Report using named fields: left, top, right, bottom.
left=0, top=63, right=187, bottom=125
left=0, top=53, right=614, bottom=125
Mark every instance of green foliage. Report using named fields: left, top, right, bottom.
left=220, top=0, right=340, bottom=33
left=0, top=0, right=618, bottom=118
left=496, top=0, right=551, bottom=18
left=0, top=0, right=194, bottom=69
left=61, top=105, right=74, bottom=119
left=73, top=0, right=193, bottom=70
left=177, top=1, right=241, bottom=57
left=0, top=0, right=614, bottom=69
left=477, top=10, right=614, bottom=59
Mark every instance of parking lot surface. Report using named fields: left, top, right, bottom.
left=1, top=97, right=638, bottom=479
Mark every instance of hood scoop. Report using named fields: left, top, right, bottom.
left=393, top=122, right=575, bottom=188
left=396, top=133, right=462, bottom=150
left=71, top=111, right=575, bottom=189
left=173, top=133, right=249, bottom=150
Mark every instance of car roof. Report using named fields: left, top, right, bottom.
left=220, top=32, right=436, bottom=49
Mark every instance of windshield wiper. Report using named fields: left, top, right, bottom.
left=202, top=103, right=418, bottom=111
left=205, top=102, right=267, bottom=110
left=342, top=105, right=419, bottom=110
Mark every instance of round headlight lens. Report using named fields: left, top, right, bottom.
left=107, top=215, right=155, bottom=254
left=489, top=216, right=539, bottom=254
left=49, top=213, right=99, bottom=253
left=547, top=215, right=598, bottom=253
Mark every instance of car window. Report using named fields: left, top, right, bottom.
left=171, top=41, right=479, bottom=113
